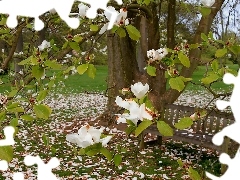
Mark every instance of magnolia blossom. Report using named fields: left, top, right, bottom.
left=38, top=40, right=50, bottom=51
left=78, top=3, right=89, bottom=17
left=99, top=7, right=129, bottom=34
left=156, top=48, right=168, bottom=59
left=201, top=0, right=215, bottom=7
left=147, top=48, right=168, bottom=62
left=131, top=82, right=149, bottom=99
left=66, top=124, right=112, bottom=148
left=116, top=102, right=152, bottom=125
left=115, top=96, right=137, bottom=110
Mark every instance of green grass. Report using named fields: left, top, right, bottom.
left=1, top=64, right=238, bottom=94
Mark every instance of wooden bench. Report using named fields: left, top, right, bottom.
left=145, top=104, right=234, bottom=151
left=144, top=104, right=234, bottom=173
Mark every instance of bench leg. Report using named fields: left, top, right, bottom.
left=157, top=135, right=163, bottom=145
left=221, top=137, right=230, bottom=174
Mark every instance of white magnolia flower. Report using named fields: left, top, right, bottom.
left=156, top=48, right=168, bottom=59
left=201, top=0, right=215, bottom=7
left=66, top=124, right=112, bottom=148
left=116, top=102, right=152, bottom=125
left=38, top=40, right=50, bottom=51
left=100, top=7, right=129, bottom=34
left=78, top=3, right=89, bottom=17
left=131, top=82, right=149, bottom=99
left=115, top=96, right=137, bottom=110
left=147, top=49, right=160, bottom=61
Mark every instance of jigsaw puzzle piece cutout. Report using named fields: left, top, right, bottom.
left=24, top=155, right=60, bottom=180
left=0, top=126, right=15, bottom=146
left=13, top=172, right=24, bottom=180
left=79, top=0, right=122, bottom=30
left=223, top=73, right=236, bottom=85
left=212, top=122, right=240, bottom=146
left=207, top=147, right=240, bottom=180
left=0, top=160, right=8, bottom=171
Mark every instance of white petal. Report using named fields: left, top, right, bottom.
left=117, top=117, right=127, bottom=124
left=100, top=136, right=112, bottom=146
left=115, top=96, right=130, bottom=110
left=66, top=134, right=79, bottom=144
left=99, top=23, right=109, bottom=34
left=88, top=127, right=101, bottom=143
left=78, top=3, right=88, bottom=17
left=104, top=6, right=117, bottom=21
left=140, top=104, right=152, bottom=120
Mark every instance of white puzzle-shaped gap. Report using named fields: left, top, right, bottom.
left=0, top=126, right=15, bottom=146
left=24, top=155, right=60, bottom=180
left=206, top=69, right=240, bottom=179
left=0, top=0, right=122, bottom=31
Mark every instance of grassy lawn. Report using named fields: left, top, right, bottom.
left=1, top=64, right=238, bottom=94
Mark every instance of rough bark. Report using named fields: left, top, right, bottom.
left=14, top=30, right=24, bottom=73
left=162, top=0, right=225, bottom=104
left=167, top=0, right=176, bottom=49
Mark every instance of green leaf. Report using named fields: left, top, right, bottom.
left=201, top=74, right=219, bottom=84
left=8, top=89, right=18, bottom=98
left=44, top=60, right=62, bottom=70
left=215, top=48, right=227, bottom=58
left=90, top=24, right=99, bottom=31
left=229, top=45, right=240, bottom=55
left=7, top=103, right=19, bottom=109
left=116, top=27, right=126, bottom=37
left=51, top=147, right=57, bottom=155
left=200, top=7, right=211, bottom=16
left=169, top=77, right=185, bottom=92
left=211, top=60, right=219, bottom=72
left=100, top=147, right=112, bottom=161
left=0, top=111, right=6, bottom=121
left=201, top=33, right=208, bottom=41
left=111, top=25, right=118, bottom=33
left=125, top=25, right=141, bottom=41
left=177, top=159, right=184, bottom=168
left=125, top=125, right=136, bottom=135
left=42, top=134, right=49, bottom=146
left=179, top=76, right=192, bottom=82
left=135, top=120, right=153, bottom=136
left=77, top=64, right=89, bottom=75
left=87, top=64, right=96, bottom=79
left=69, top=42, right=80, bottom=51
left=113, top=154, right=122, bottom=166
left=0, top=146, right=13, bottom=162
left=7, top=107, right=24, bottom=113
left=20, top=114, right=34, bottom=121
left=62, top=42, right=69, bottom=49
left=157, top=121, right=173, bottom=136
left=73, top=35, right=83, bottom=43
left=144, top=0, right=151, bottom=5
left=10, top=118, right=18, bottom=127
left=37, top=90, right=48, bottom=102
left=33, top=104, right=52, bottom=120
left=86, top=149, right=99, bottom=156
left=174, top=117, right=193, bottom=130
left=178, top=52, right=190, bottom=67
left=32, top=66, right=44, bottom=79
left=146, top=65, right=156, bottom=76
left=18, top=56, right=32, bottom=65
left=188, top=167, right=201, bottom=180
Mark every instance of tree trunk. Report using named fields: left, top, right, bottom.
left=14, top=30, right=24, bottom=74
left=98, top=0, right=225, bottom=124
left=167, top=0, right=176, bottom=49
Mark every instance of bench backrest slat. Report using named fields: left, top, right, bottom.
left=163, top=104, right=234, bottom=135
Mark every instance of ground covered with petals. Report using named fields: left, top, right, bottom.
left=0, top=91, right=225, bottom=179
